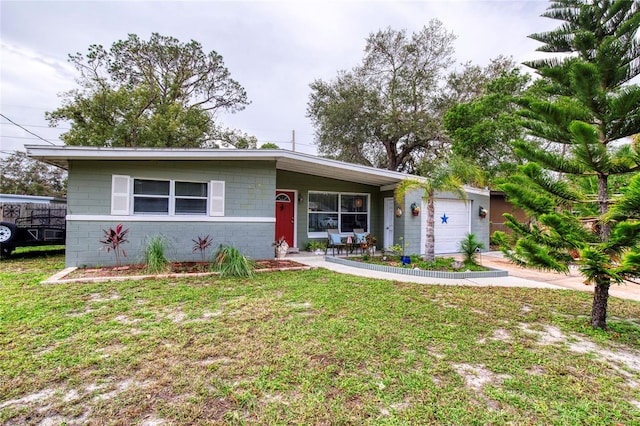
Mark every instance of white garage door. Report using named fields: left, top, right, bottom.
left=420, top=199, right=470, bottom=254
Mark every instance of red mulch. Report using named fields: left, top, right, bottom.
left=67, top=259, right=308, bottom=279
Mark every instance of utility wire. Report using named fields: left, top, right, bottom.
left=0, top=122, right=71, bottom=130
left=0, top=113, right=57, bottom=145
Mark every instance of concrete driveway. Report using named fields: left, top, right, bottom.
left=477, top=251, right=640, bottom=302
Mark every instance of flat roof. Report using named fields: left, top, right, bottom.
left=26, top=146, right=412, bottom=187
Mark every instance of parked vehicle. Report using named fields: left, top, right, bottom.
left=0, top=206, right=66, bottom=255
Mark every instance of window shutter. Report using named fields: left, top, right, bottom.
left=209, top=180, right=225, bottom=216
left=111, top=175, right=130, bottom=215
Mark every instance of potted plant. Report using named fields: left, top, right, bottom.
left=411, top=202, right=420, bottom=216
left=364, top=234, right=378, bottom=257
left=389, top=237, right=410, bottom=266
left=273, top=236, right=289, bottom=258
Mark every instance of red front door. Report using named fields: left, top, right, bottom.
left=275, top=191, right=295, bottom=247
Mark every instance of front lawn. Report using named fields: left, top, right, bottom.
left=1, top=251, right=639, bottom=424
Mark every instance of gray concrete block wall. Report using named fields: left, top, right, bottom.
left=68, top=160, right=276, bottom=217
left=64, top=160, right=278, bottom=266
left=399, top=190, right=423, bottom=256
left=66, top=220, right=275, bottom=267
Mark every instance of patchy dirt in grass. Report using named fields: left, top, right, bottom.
left=478, top=328, right=511, bottom=344
left=0, top=379, right=151, bottom=425
left=474, top=323, right=640, bottom=379
left=468, top=322, right=640, bottom=410
left=520, top=323, right=640, bottom=381
left=89, top=292, right=121, bottom=302
left=453, top=363, right=512, bottom=391
left=0, top=389, right=56, bottom=409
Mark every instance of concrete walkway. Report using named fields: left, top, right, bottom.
left=291, top=251, right=640, bottom=302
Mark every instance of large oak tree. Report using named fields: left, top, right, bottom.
left=47, top=33, right=250, bottom=148
left=308, top=21, right=460, bottom=172
left=308, top=21, right=514, bottom=172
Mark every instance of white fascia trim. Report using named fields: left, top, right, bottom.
left=462, top=185, right=490, bottom=196
left=67, top=215, right=275, bottom=223
left=379, top=184, right=489, bottom=197
left=25, top=145, right=412, bottom=182
left=276, top=150, right=410, bottom=180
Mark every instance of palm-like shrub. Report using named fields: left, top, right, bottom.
left=99, top=224, right=129, bottom=266
left=192, top=235, right=213, bottom=262
left=459, top=233, right=485, bottom=266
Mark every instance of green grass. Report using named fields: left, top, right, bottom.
left=144, top=235, right=170, bottom=274
left=2, top=250, right=640, bottom=425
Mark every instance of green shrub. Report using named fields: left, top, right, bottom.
left=459, top=233, right=485, bottom=265
left=211, top=245, right=253, bottom=278
left=144, top=235, right=170, bottom=274
left=305, top=240, right=327, bottom=252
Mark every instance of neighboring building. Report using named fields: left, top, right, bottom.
left=489, top=191, right=529, bottom=236
left=0, top=194, right=66, bottom=205
left=0, top=194, right=66, bottom=224
left=27, top=146, right=490, bottom=267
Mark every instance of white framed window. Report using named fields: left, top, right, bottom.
left=133, top=179, right=171, bottom=214
left=308, top=192, right=369, bottom=236
left=111, top=175, right=224, bottom=216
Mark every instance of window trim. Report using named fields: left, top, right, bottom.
left=110, top=175, right=224, bottom=217
left=307, top=191, right=370, bottom=238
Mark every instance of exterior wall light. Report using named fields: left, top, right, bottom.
left=395, top=206, right=403, bottom=217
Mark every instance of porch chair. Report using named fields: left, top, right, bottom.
left=352, top=228, right=368, bottom=255
left=325, top=229, right=346, bottom=256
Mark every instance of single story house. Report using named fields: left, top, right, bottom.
left=26, top=146, right=490, bottom=267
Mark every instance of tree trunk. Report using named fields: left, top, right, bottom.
left=597, top=174, right=610, bottom=242
left=591, top=173, right=610, bottom=329
left=592, top=279, right=610, bottom=330
left=424, top=195, right=435, bottom=262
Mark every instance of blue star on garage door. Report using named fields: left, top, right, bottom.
left=441, top=213, right=448, bottom=224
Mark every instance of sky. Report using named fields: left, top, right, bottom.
left=0, top=0, right=557, bottom=157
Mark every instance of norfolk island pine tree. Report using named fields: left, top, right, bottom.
left=494, top=0, right=640, bottom=329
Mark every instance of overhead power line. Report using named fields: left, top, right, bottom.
left=0, top=113, right=57, bottom=145
left=0, top=122, right=70, bottom=130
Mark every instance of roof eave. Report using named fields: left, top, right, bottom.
left=25, top=145, right=410, bottom=187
